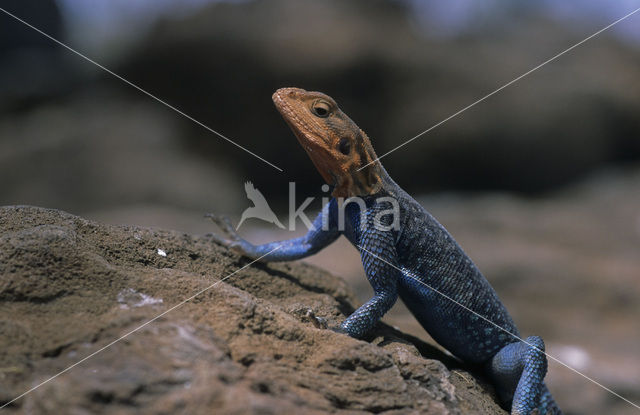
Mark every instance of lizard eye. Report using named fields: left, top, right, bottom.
left=312, top=100, right=330, bottom=118
left=338, top=137, right=351, bottom=155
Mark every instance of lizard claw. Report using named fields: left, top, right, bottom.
left=305, top=309, right=328, bottom=329
left=205, top=231, right=232, bottom=247
left=205, top=213, right=243, bottom=249
left=204, top=213, right=236, bottom=236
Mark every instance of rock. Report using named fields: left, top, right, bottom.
left=0, top=206, right=505, bottom=414
left=0, top=96, right=244, bottom=215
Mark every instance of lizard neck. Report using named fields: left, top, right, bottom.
left=330, top=151, right=387, bottom=199
left=331, top=164, right=399, bottom=201
left=368, top=164, right=401, bottom=198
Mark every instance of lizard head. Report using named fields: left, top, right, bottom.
left=272, top=87, right=383, bottom=198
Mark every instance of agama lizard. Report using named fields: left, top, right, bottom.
left=208, top=87, right=562, bottom=415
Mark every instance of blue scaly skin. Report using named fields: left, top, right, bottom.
left=208, top=88, right=562, bottom=414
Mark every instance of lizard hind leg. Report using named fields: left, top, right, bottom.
left=488, top=336, right=561, bottom=414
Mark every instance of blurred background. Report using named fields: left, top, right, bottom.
left=1, top=0, right=639, bottom=413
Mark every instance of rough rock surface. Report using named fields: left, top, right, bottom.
left=0, top=206, right=505, bottom=414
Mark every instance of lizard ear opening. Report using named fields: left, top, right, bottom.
left=338, top=137, right=351, bottom=155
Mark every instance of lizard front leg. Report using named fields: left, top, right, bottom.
left=340, top=228, right=400, bottom=338
left=206, top=199, right=340, bottom=262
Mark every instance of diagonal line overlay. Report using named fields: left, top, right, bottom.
left=359, top=6, right=640, bottom=171
left=0, top=246, right=281, bottom=410
left=0, top=7, right=283, bottom=172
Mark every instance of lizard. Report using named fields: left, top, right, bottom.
left=207, top=87, right=562, bottom=415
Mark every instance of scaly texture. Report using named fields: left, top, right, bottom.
left=210, top=87, right=562, bottom=415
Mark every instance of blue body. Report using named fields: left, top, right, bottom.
left=233, top=172, right=561, bottom=414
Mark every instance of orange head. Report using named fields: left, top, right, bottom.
left=272, top=87, right=383, bottom=198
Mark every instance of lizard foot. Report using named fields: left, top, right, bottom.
left=204, top=213, right=245, bottom=253
left=205, top=213, right=237, bottom=237
left=328, top=325, right=348, bottom=335
left=305, top=309, right=328, bottom=329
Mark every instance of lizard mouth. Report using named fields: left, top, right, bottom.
left=273, top=91, right=307, bottom=137
left=273, top=95, right=319, bottom=148
left=272, top=90, right=316, bottom=138
left=272, top=88, right=332, bottom=149
left=272, top=89, right=337, bottom=185
left=271, top=90, right=288, bottom=113
left=272, top=88, right=382, bottom=197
